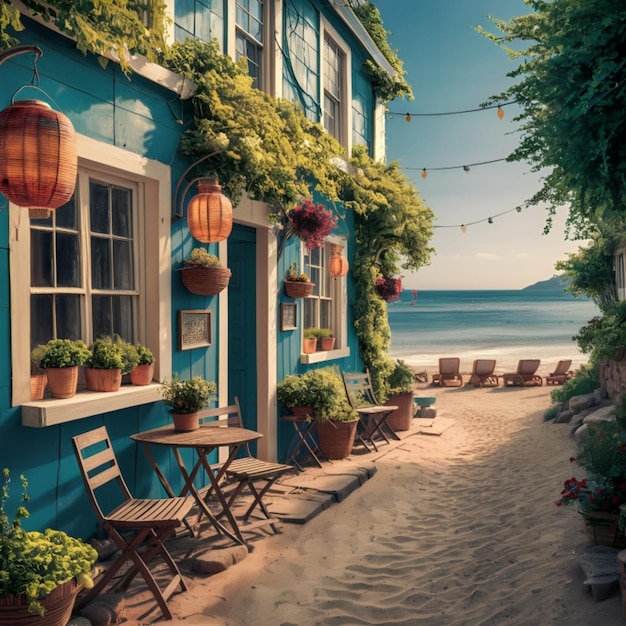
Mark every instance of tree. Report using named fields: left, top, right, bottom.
left=480, top=0, right=626, bottom=238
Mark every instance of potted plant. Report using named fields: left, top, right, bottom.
left=315, top=328, right=335, bottom=351
left=84, top=337, right=127, bottom=392
left=556, top=421, right=626, bottom=546
left=287, top=199, right=338, bottom=249
left=277, top=374, right=316, bottom=416
left=180, top=247, right=231, bottom=296
left=130, top=343, right=155, bottom=386
left=0, top=469, right=97, bottom=624
left=284, top=263, right=314, bottom=299
left=30, top=345, right=47, bottom=401
left=385, top=359, right=415, bottom=432
left=39, top=339, right=91, bottom=399
left=160, top=374, right=217, bottom=431
left=375, top=275, right=402, bottom=302
left=302, top=328, right=319, bottom=354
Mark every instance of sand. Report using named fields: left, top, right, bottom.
left=124, top=380, right=626, bottom=626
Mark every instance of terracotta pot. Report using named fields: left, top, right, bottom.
left=315, top=418, right=358, bottom=460
left=130, top=363, right=155, bottom=386
left=0, top=577, right=81, bottom=626
left=319, top=337, right=336, bottom=351
left=45, top=366, right=79, bottom=399
left=172, top=412, right=200, bottom=431
left=284, top=280, right=315, bottom=298
left=385, top=392, right=414, bottom=431
left=85, top=368, right=122, bottom=392
left=30, top=373, right=47, bottom=401
left=303, top=338, right=317, bottom=354
left=290, top=406, right=314, bottom=417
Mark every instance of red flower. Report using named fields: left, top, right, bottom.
left=375, top=276, right=402, bottom=302
left=288, top=199, right=338, bottom=249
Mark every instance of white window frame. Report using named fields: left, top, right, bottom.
left=11, top=134, right=172, bottom=426
left=234, top=0, right=268, bottom=91
left=321, top=20, right=352, bottom=153
left=300, top=236, right=350, bottom=364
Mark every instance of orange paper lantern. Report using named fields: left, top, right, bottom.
left=0, top=100, right=77, bottom=209
left=329, top=245, right=349, bottom=278
left=187, top=177, right=233, bottom=243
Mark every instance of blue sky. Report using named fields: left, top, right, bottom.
left=378, top=0, right=584, bottom=290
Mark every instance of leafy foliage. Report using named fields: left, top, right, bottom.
left=183, top=248, right=224, bottom=268
left=574, top=301, right=626, bottom=364
left=40, top=339, right=90, bottom=369
left=480, top=0, right=626, bottom=238
left=387, top=359, right=415, bottom=395
left=161, top=375, right=216, bottom=414
left=550, top=365, right=599, bottom=404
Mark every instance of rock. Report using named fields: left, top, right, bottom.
left=416, top=408, right=437, bottom=419
left=183, top=545, right=249, bottom=575
left=569, top=393, right=597, bottom=414
left=78, top=593, right=126, bottom=626
left=582, top=404, right=617, bottom=425
left=554, top=409, right=572, bottom=424
left=66, top=618, right=92, bottom=626
left=579, top=545, right=621, bottom=602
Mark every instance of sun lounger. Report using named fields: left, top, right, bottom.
left=466, top=359, right=498, bottom=387
left=502, top=359, right=542, bottom=387
left=432, top=357, right=463, bottom=387
left=546, top=359, right=573, bottom=385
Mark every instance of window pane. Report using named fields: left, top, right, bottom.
left=92, top=295, right=113, bottom=338
left=91, top=237, right=112, bottom=289
left=31, top=294, right=53, bottom=347
left=112, top=187, right=132, bottom=237
left=56, top=295, right=81, bottom=340
left=56, top=194, right=78, bottom=230
left=114, top=240, right=134, bottom=290
left=113, top=296, right=134, bottom=342
left=90, top=182, right=110, bottom=234
left=31, top=230, right=53, bottom=287
left=56, top=232, right=81, bottom=287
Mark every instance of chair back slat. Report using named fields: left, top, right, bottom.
left=473, top=359, right=495, bottom=375
left=553, top=359, right=572, bottom=375
left=198, top=398, right=243, bottom=428
left=439, top=358, right=460, bottom=375
left=342, top=370, right=379, bottom=408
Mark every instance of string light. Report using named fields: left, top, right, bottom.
left=388, top=100, right=517, bottom=120
left=434, top=204, right=527, bottom=230
left=463, top=165, right=470, bottom=173
left=404, top=157, right=508, bottom=175
left=460, top=225, right=467, bottom=233
left=421, top=168, right=427, bottom=179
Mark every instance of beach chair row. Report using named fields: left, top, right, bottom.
left=431, top=358, right=574, bottom=388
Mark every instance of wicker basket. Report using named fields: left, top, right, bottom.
left=0, top=578, right=81, bottom=626
left=315, top=418, right=358, bottom=460
left=284, top=280, right=315, bottom=298
left=181, top=266, right=231, bottom=296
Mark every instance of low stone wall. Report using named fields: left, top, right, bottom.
left=597, top=358, right=626, bottom=402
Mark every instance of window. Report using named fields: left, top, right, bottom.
left=323, top=35, right=344, bottom=141
left=174, top=0, right=224, bottom=47
left=11, top=135, right=172, bottom=416
left=236, top=0, right=264, bottom=89
left=352, top=71, right=373, bottom=152
left=30, top=174, right=139, bottom=348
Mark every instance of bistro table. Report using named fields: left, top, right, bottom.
left=131, top=424, right=262, bottom=546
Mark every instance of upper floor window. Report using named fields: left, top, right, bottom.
left=236, top=0, right=264, bottom=89
left=352, top=71, right=373, bottom=152
left=323, top=34, right=344, bottom=142
left=30, top=173, right=140, bottom=348
left=174, top=0, right=225, bottom=48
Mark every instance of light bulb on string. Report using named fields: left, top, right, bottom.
left=460, top=225, right=467, bottom=233
left=497, top=106, right=504, bottom=119
left=421, top=168, right=427, bottom=179
left=516, top=206, right=522, bottom=213
left=488, top=217, right=493, bottom=224
left=405, top=113, right=411, bottom=122
left=463, top=165, right=470, bottom=173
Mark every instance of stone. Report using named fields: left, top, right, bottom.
left=583, top=404, right=617, bottom=425
left=183, top=545, right=249, bottom=575
left=417, top=407, right=437, bottom=419
left=579, top=545, right=621, bottom=602
left=554, top=409, right=572, bottom=424
left=569, top=393, right=597, bottom=414
left=78, top=593, right=126, bottom=626
left=66, top=618, right=92, bottom=626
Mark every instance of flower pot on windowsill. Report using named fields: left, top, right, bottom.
left=181, top=266, right=232, bottom=296
left=30, top=373, right=47, bottom=400
left=130, top=362, right=155, bottom=386
left=303, top=338, right=317, bottom=354
left=45, top=366, right=79, bottom=399
left=284, top=280, right=315, bottom=299
left=85, top=367, right=122, bottom=392
left=319, top=337, right=336, bottom=351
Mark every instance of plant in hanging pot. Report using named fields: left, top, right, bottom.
left=39, top=339, right=90, bottom=399
left=287, top=199, right=338, bottom=249
left=130, top=343, right=155, bottom=386
left=160, top=374, right=217, bottom=431
left=556, top=421, right=626, bottom=546
left=83, top=337, right=127, bottom=392
left=375, top=275, right=402, bottom=302
left=0, top=469, right=97, bottom=624
left=284, top=263, right=314, bottom=298
left=384, top=359, right=416, bottom=432
left=30, top=345, right=47, bottom=401
left=180, top=247, right=231, bottom=296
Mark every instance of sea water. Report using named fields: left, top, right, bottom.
left=387, top=289, right=599, bottom=373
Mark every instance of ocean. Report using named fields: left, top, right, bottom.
left=387, top=289, right=599, bottom=373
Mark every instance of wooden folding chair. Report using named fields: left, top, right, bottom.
left=199, top=398, right=295, bottom=534
left=72, top=426, right=194, bottom=621
left=342, top=370, right=399, bottom=452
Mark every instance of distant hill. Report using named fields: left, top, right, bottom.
left=522, top=274, right=570, bottom=291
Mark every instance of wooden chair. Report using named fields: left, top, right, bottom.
left=342, top=370, right=400, bottom=452
left=72, top=426, right=194, bottom=621
left=432, top=357, right=463, bottom=387
left=199, top=398, right=295, bottom=534
left=546, top=359, right=573, bottom=385
left=502, top=359, right=543, bottom=387
left=466, top=359, right=498, bottom=387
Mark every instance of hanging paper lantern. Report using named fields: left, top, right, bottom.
left=187, top=177, right=233, bottom=243
left=0, top=100, right=77, bottom=209
left=329, top=245, right=349, bottom=278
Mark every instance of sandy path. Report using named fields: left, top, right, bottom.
left=137, top=384, right=625, bottom=625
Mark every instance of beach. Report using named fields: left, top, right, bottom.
left=121, top=380, right=625, bottom=626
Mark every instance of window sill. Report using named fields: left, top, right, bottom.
left=300, top=347, right=350, bottom=364
left=21, top=384, right=162, bottom=428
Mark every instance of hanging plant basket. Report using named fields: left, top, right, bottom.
left=181, top=266, right=232, bottom=296
left=284, top=280, right=315, bottom=299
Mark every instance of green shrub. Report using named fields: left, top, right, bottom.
left=550, top=365, right=598, bottom=404
left=574, top=300, right=626, bottom=363
left=543, top=405, right=561, bottom=422
left=387, top=359, right=414, bottom=395
left=40, top=339, right=90, bottom=369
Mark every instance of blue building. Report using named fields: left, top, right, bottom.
left=0, top=0, right=396, bottom=538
